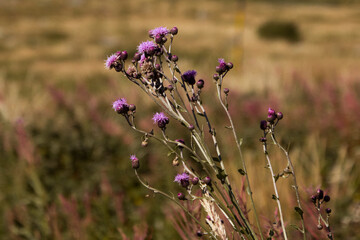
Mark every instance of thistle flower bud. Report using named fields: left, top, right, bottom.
left=326, top=208, right=332, bottom=214
left=317, top=189, right=324, bottom=200
left=196, top=230, right=203, bottom=237
left=267, top=114, right=276, bottom=123
left=155, top=35, right=162, bottom=44
left=324, top=195, right=330, bottom=202
left=171, top=55, right=178, bottom=62
left=226, top=62, right=233, bottom=69
left=317, top=224, right=323, bottom=230
left=130, top=155, right=139, bottom=169
left=191, top=177, right=199, bottom=185
left=162, top=37, right=167, bottom=43
left=146, top=46, right=156, bottom=56
left=224, top=88, right=229, bottom=94
left=120, top=51, right=128, bottom=60
left=276, top=112, right=283, bottom=120
left=260, top=120, right=267, bottom=130
left=133, top=52, right=141, bottom=61
left=170, top=27, right=178, bottom=35
left=196, top=79, right=204, bottom=89
left=311, top=195, right=317, bottom=204
left=129, top=104, right=136, bottom=112
left=155, top=63, right=161, bottom=71
left=177, top=192, right=186, bottom=200
left=203, top=176, right=212, bottom=185
left=213, top=74, right=219, bottom=80
left=114, top=63, right=123, bottom=72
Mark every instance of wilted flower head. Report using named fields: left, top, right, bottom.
left=112, top=98, right=129, bottom=114
left=137, top=40, right=157, bottom=55
left=174, top=172, right=190, bottom=188
left=105, top=53, right=118, bottom=69
left=152, top=112, right=169, bottom=128
left=181, top=70, right=197, bottom=85
left=149, top=26, right=169, bottom=37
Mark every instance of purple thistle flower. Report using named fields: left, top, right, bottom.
left=130, top=154, right=138, bottom=162
left=137, top=40, right=157, bottom=54
left=218, top=58, right=226, bottom=65
left=105, top=54, right=118, bottom=69
left=130, top=154, right=139, bottom=169
left=174, top=172, right=190, bottom=188
left=152, top=112, right=169, bottom=128
left=149, top=26, right=169, bottom=37
left=112, top=98, right=129, bottom=114
left=268, top=108, right=276, bottom=116
left=216, top=58, right=228, bottom=73
left=181, top=70, right=197, bottom=85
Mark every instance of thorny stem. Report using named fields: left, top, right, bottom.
left=134, top=170, right=216, bottom=239
left=216, top=76, right=264, bottom=240
left=270, top=130, right=306, bottom=240
left=262, top=141, right=288, bottom=240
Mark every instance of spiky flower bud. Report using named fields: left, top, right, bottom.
left=260, top=120, right=268, bottom=130
left=170, top=27, right=178, bottom=35
left=191, top=177, right=199, bottom=185
left=324, top=195, right=330, bottom=202
left=224, top=88, right=229, bottom=94
left=196, top=79, right=204, bottom=89
left=120, top=51, right=128, bottom=60
left=171, top=55, right=178, bottom=62
left=276, top=112, right=283, bottom=120
left=130, top=155, right=139, bottom=169
left=326, top=208, right=332, bottom=214
left=203, top=176, right=212, bottom=185
left=317, top=189, right=324, bottom=200
left=129, top=104, right=136, bottom=112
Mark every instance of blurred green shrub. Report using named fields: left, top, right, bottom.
left=257, top=20, right=302, bottom=43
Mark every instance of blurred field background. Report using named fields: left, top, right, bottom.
left=0, top=0, right=360, bottom=239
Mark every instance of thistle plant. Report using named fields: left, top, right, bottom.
left=105, top=26, right=334, bottom=239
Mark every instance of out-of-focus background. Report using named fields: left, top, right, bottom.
left=0, top=0, right=359, bottom=239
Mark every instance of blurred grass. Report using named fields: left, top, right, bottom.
left=0, top=0, right=360, bottom=239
